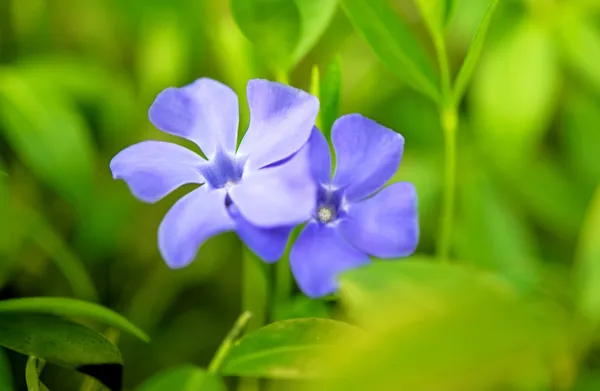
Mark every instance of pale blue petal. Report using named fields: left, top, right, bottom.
left=307, top=127, right=332, bottom=185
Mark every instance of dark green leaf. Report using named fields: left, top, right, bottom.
left=575, top=187, right=600, bottom=330
left=320, top=57, right=342, bottom=140
left=0, top=297, right=149, bottom=342
left=273, top=296, right=330, bottom=321
left=221, top=318, right=362, bottom=379
left=0, top=314, right=123, bottom=391
left=25, top=357, right=49, bottom=391
left=452, top=0, right=499, bottom=104
left=0, top=348, right=13, bottom=391
left=341, top=0, right=441, bottom=102
left=137, top=365, right=226, bottom=391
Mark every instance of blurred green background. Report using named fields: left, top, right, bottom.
left=1, top=0, right=600, bottom=389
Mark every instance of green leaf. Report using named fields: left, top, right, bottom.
left=0, top=297, right=149, bottom=342
left=0, top=314, right=123, bottom=390
left=341, top=0, right=441, bottom=102
left=231, top=0, right=337, bottom=73
left=137, top=365, right=226, bottom=391
left=575, top=187, right=600, bottom=331
left=470, top=18, right=559, bottom=165
left=413, top=0, right=447, bottom=34
left=221, top=318, right=362, bottom=379
left=0, top=348, right=13, bottom=391
left=331, top=261, right=569, bottom=391
left=452, top=0, right=499, bottom=104
left=444, top=0, right=459, bottom=25
left=25, top=357, right=49, bottom=391
left=0, top=69, right=95, bottom=207
left=320, top=57, right=342, bottom=140
left=273, top=296, right=330, bottom=321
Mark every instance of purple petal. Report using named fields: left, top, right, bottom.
left=331, top=114, right=404, bottom=202
left=110, top=141, right=205, bottom=203
left=308, top=127, right=332, bottom=185
left=158, top=188, right=235, bottom=268
left=229, top=146, right=317, bottom=228
left=290, top=221, right=370, bottom=298
left=229, top=204, right=293, bottom=263
left=339, top=182, right=419, bottom=258
left=148, top=78, right=239, bottom=157
left=238, top=79, right=319, bottom=170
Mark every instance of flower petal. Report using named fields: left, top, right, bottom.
left=238, top=79, right=319, bottom=170
left=331, top=114, right=404, bottom=202
left=229, top=146, right=317, bottom=228
left=308, top=127, right=332, bottom=185
left=148, top=78, right=239, bottom=157
left=110, top=141, right=205, bottom=203
left=229, top=204, right=293, bottom=263
left=290, top=221, right=370, bottom=298
left=158, top=188, right=235, bottom=268
left=339, top=182, right=419, bottom=258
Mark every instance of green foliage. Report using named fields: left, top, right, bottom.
left=25, top=357, right=49, bottom=391
left=0, top=314, right=122, bottom=390
left=319, top=57, right=342, bottom=140
left=221, top=318, right=362, bottom=379
left=137, top=365, right=225, bottom=391
left=0, top=348, right=13, bottom=391
left=0, top=297, right=149, bottom=342
left=341, top=0, right=441, bottom=102
left=231, top=0, right=337, bottom=74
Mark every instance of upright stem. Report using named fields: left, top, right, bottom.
left=431, top=30, right=458, bottom=262
left=208, top=311, right=252, bottom=374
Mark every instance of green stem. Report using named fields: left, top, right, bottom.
left=208, top=311, right=252, bottom=374
left=274, top=69, right=289, bottom=85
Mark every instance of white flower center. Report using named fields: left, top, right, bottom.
left=317, top=206, right=335, bottom=224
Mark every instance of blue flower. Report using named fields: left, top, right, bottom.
left=110, top=78, right=319, bottom=268
left=290, top=114, right=419, bottom=298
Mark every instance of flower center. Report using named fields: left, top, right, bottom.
left=198, top=150, right=245, bottom=190
left=317, top=205, right=335, bottom=224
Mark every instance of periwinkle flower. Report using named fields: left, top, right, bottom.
left=110, top=78, right=319, bottom=267
left=290, top=115, right=419, bottom=298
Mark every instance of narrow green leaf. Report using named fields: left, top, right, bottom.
left=575, top=187, right=600, bottom=331
left=19, top=205, right=98, bottom=302
left=444, top=0, right=459, bottom=26
left=413, top=0, right=446, bottom=35
left=0, top=297, right=149, bottom=342
left=137, top=365, right=226, bottom=391
left=221, top=318, right=363, bottom=379
left=320, top=57, right=342, bottom=140
left=25, top=357, right=49, bottom=391
left=0, top=314, right=123, bottom=391
left=0, top=69, right=95, bottom=206
left=452, top=0, right=499, bottom=104
left=291, top=0, right=338, bottom=67
left=0, top=348, right=13, bottom=391
left=341, top=0, right=441, bottom=102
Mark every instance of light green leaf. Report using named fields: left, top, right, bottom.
left=330, top=261, right=569, bottom=391
left=320, top=57, right=342, bottom=140
left=25, top=357, right=49, bottom=391
left=137, top=365, right=226, bottom=391
left=0, top=314, right=123, bottom=391
left=444, top=0, right=459, bottom=25
left=470, top=18, right=559, bottom=165
left=221, top=318, right=362, bottom=379
left=231, top=0, right=337, bottom=73
left=0, top=69, right=95, bottom=206
left=575, top=187, right=600, bottom=331
left=0, top=297, right=149, bottom=342
left=0, top=348, right=13, bottom=391
left=452, top=0, right=499, bottom=104
left=341, top=0, right=441, bottom=102
left=413, top=0, right=447, bottom=35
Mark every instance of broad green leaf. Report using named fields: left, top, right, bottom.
left=0, top=314, right=123, bottom=391
left=221, top=318, right=363, bottom=379
left=0, top=297, right=149, bottom=342
left=19, top=205, right=98, bottom=301
left=470, top=18, right=559, bottom=165
left=452, top=0, right=499, bottom=104
left=231, top=0, right=337, bottom=73
left=320, top=57, right=342, bottom=140
left=330, top=261, right=569, bottom=391
left=0, top=69, right=95, bottom=207
left=341, top=0, right=441, bottom=102
left=137, top=365, right=226, bottom=391
left=25, top=357, right=49, bottom=391
left=273, top=296, right=330, bottom=321
left=575, top=187, right=600, bottom=330
left=0, top=348, right=13, bottom=391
